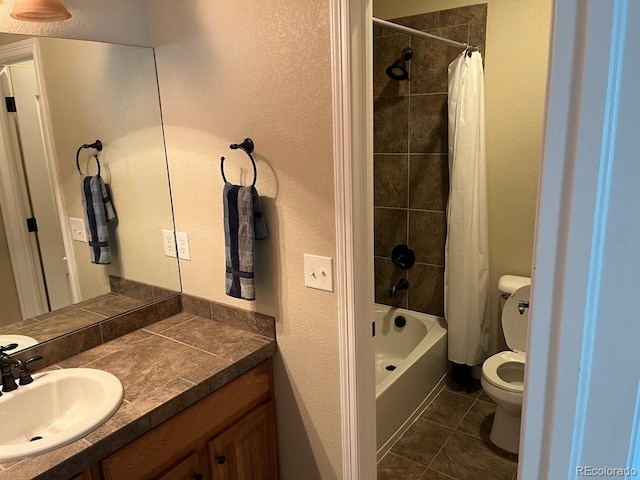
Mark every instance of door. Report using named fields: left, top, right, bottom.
left=0, top=59, right=72, bottom=320
left=156, top=451, right=207, bottom=480
left=520, top=1, right=640, bottom=478
left=208, top=403, right=278, bottom=480
left=8, top=63, right=71, bottom=311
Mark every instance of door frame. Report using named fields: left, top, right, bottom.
left=0, top=41, right=48, bottom=318
left=0, top=39, right=80, bottom=317
left=330, top=0, right=376, bottom=477
left=331, top=0, right=629, bottom=478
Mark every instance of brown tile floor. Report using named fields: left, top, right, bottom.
left=378, top=379, right=518, bottom=480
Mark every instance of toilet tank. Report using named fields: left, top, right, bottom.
left=498, top=275, right=531, bottom=295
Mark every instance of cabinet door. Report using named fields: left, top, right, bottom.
left=208, top=402, right=278, bottom=480
left=157, top=451, right=206, bottom=480
left=68, top=465, right=102, bottom=480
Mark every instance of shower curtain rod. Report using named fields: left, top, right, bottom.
left=373, top=17, right=479, bottom=52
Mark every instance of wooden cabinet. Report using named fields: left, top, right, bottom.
left=79, top=360, right=278, bottom=480
left=155, top=452, right=205, bottom=480
left=209, top=403, right=277, bottom=480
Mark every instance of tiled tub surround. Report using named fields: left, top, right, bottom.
left=373, top=4, right=487, bottom=317
left=0, top=309, right=277, bottom=479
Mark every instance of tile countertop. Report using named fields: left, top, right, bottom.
left=0, top=312, right=277, bottom=480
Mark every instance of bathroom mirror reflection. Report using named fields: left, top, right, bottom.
left=0, top=34, right=180, bottom=351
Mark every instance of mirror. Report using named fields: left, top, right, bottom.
left=0, top=34, right=180, bottom=351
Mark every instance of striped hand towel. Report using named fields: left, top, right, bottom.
left=223, top=183, right=268, bottom=300
left=81, top=175, right=116, bottom=265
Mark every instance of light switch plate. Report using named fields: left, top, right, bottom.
left=176, top=231, right=191, bottom=261
left=304, top=254, right=333, bottom=292
left=69, top=217, right=87, bottom=242
left=162, top=229, right=176, bottom=258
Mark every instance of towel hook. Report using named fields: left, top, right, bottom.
left=76, top=140, right=103, bottom=176
left=220, top=138, right=257, bottom=187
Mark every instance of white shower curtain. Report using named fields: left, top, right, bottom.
left=445, top=50, right=490, bottom=366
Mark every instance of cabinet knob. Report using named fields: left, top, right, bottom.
left=217, top=455, right=227, bottom=465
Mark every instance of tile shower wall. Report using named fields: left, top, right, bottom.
left=374, top=4, right=487, bottom=316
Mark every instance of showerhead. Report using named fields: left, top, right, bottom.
left=386, top=47, right=413, bottom=81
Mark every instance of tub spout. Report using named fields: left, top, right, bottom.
left=390, top=278, right=409, bottom=298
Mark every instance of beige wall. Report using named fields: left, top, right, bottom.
left=148, top=1, right=341, bottom=478
left=37, top=38, right=179, bottom=298
left=375, top=0, right=552, bottom=350
left=0, top=205, right=22, bottom=325
left=0, top=0, right=151, bottom=46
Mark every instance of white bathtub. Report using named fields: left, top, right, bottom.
left=375, top=304, right=450, bottom=459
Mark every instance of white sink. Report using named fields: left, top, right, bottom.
left=0, top=335, right=39, bottom=351
left=0, top=368, right=123, bottom=462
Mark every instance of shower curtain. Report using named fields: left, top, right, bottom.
left=445, top=50, right=490, bottom=366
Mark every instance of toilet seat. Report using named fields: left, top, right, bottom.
left=482, top=351, right=526, bottom=394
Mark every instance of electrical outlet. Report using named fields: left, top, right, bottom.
left=162, top=229, right=176, bottom=257
left=303, top=254, right=333, bottom=292
left=176, top=231, right=191, bottom=261
left=69, top=217, right=87, bottom=242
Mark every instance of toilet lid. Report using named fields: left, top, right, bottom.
left=502, top=285, right=530, bottom=352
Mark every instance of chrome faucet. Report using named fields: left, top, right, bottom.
left=390, top=278, right=410, bottom=298
left=517, top=300, right=530, bottom=315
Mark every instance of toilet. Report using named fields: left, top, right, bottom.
left=481, top=275, right=530, bottom=454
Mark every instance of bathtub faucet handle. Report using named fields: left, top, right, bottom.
left=390, top=278, right=410, bottom=298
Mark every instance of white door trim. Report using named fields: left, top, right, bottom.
left=0, top=39, right=80, bottom=309
left=521, top=0, right=637, bottom=478
left=331, top=0, right=376, bottom=478
left=0, top=40, right=48, bottom=318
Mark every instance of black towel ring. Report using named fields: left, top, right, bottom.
left=220, top=138, right=257, bottom=187
left=76, top=140, right=103, bottom=176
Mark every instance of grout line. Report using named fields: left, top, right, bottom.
left=380, top=451, right=428, bottom=470
left=147, top=330, right=220, bottom=358
left=373, top=93, right=410, bottom=100
left=374, top=256, right=445, bottom=269
left=406, top=24, right=412, bottom=282
left=407, top=92, right=449, bottom=97
left=176, top=376, right=197, bottom=387
left=372, top=152, right=448, bottom=159
left=441, top=388, right=482, bottom=402
left=373, top=206, right=446, bottom=213
left=142, top=315, right=196, bottom=335
left=424, top=422, right=457, bottom=472
left=382, top=383, right=448, bottom=462
left=423, top=468, right=458, bottom=480
left=453, top=396, right=500, bottom=444
left=422, top=385, right=479, bottom=474
left=78, top=308, right=109, bottom=318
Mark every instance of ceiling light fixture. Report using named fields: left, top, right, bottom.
left=10, top=0, right=71, bottom=22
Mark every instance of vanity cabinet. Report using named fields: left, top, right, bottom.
left=208, top=402, right=277, bottom=480
left=75, top=360, right=278, bottom=480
